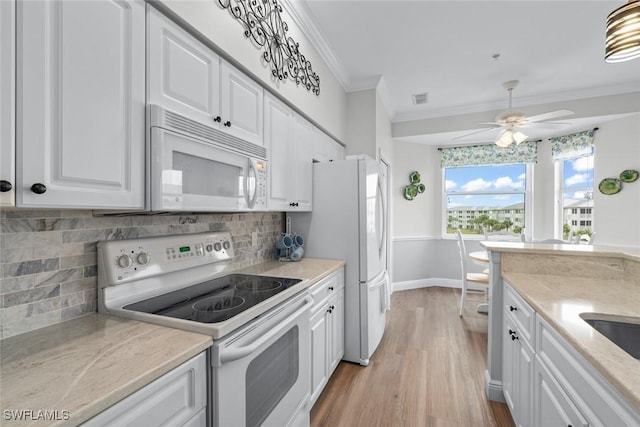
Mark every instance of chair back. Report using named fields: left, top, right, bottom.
left=455, top=229, right=468, bottom=276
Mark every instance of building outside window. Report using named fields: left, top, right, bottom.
left=444, top=163, right=530, bottom=235
left=551, top=129, right=596, bottom=242
left=558, top=153, right=594, bottom=240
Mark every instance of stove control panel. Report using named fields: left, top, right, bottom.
left=97, top=232, right=234, bottom=286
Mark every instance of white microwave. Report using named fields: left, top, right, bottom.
left=148, top=105, right=267, bottom=212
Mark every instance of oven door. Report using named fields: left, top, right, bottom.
left=150, top=127, right=265, bottom=212
left=210, top=291, right=312, bottom=427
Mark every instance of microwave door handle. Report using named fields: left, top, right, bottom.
left=246, top=160, right=258, bottom=209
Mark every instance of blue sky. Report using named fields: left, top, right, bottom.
left=445, top=164, right=526, bottom=208
left=445, top=156, right=595, bottom=208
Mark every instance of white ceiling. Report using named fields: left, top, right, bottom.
left=288, top=0, right=640, bottom=145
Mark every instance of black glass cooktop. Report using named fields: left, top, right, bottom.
left=123, top=274, right=302, bottom=323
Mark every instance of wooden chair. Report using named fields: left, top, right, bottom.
left=455, top=229, right=489, bottom=316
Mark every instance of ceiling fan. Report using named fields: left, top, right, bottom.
left=458, top=80, right=574, bottom=147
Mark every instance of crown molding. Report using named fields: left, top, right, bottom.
left=280, top=0, right=351, bottom=92
left=394, top=82, right=640, bottom=123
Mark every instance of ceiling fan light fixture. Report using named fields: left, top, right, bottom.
left=496, top=130, right=513, bottom=147
left=605, top=0, right=640, bottom=63
left=513, top=131, right=528, bottom=145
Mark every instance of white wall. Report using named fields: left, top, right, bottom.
left=345, top=90, right=376, bottom=158
left=593, top=114, right=640, bottom=247
left=156, top=0, right=348, bottom=142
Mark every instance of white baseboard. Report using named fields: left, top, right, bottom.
left=392, top=278, right=460, bottom=292
left=484, top=370, right=505, bottom=402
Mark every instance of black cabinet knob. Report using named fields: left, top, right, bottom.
left=327, top=308, right=333, bottom=314
left=224, top=121, right=231, bottom=127
left=511, top=334, right=519, bottom=341
left=0, top=180, right=12, bottom=192
left=508, top=329, right=515, bottom=335
left=510, top=306, right=518, bottom=311
left=328, top=286, right=334, bottom=291
left=31, top=183, right=47, bottom=194
left=289, top=202, right=299, bottom=207
left=213, top=116, right=222, bottom=123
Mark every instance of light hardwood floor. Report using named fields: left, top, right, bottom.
left=310, top=286, right=515, bottom=427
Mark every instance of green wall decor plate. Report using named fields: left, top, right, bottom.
left=598, top=178, right=622, bottom=195
left=619, top=169, right=638, bottom=183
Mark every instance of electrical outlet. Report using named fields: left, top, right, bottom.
left=251, top=231, right=258, bottom=247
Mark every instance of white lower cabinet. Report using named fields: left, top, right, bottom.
left=82, top=352, right=207, bottom=427
left=309, top=268, right=345, bottom=406
left=533, top=355, right=588, bottom=427
left=503, top=281, right=640, bottom=427
left=502, top=283, right=534, bottom=427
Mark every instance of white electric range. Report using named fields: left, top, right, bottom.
left=97, top=231, right=312, bottom=427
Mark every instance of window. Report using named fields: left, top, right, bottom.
left=558, top=153, right=594, bottom=239
left=445, top=163, right=530, bottom=235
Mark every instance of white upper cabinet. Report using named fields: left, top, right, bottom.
left=264, top=94, right=293, bottom=210
left=264, top=94, right=313, bottom=211
left=220, top=61, right=264, bottom=146
left=290, top=114, right=314, bottom=209
left=0, top=0, right=15, bottom=206
left=17, top=0, right=145, bottom=209
left=148, top=6, right=263, bottom=146
left=312, top=126, right=344, bottom=163
left=147, top=6, right=220, bottom=125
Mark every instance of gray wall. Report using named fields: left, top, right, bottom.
left=0, top=210, right=283, bottom=339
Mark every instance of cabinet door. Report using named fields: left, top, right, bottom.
left=516, top=337, right=534, bottom=427
left=0, top=0, right=15, bottom=206
left=290, top=114, right=314, bottom=210
left=533, top=357, right=589, bottom=427
left=82, top=352, right=207, bottom=427
left=264, top=94, right=293, bottom=211
left=147, top=5, right=220, bottom=127
left=502, top=313, right=517, bottom=416
left=312, top=127, right=329, bottom=163
left=220, top=61, right=263, bottom=146
left=17, top=0, right=145, bottom=209
left=329, top=288, right=345, bottom=373
left=310, top=307, right=329, bottom=405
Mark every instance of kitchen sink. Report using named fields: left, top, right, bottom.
left=580, top=314, right=640, bottom=360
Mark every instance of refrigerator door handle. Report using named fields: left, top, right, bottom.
left=376, top=176, right=386, bottom=258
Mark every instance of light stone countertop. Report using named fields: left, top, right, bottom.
left=482, top=241, right=640, bottom=262
left=0, top=257, right=345, bottom=427
left=482, top=242, right=640, bottom=412
left=0, top=314, right=213, bottom=427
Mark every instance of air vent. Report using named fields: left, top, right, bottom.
left=412, top=93, right=428, bottom=105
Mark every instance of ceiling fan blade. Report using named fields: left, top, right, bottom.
left=452, top=127, right=498, bottom=141
left=527, top=109, right=574, bottom=123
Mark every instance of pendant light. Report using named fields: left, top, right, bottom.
left=605, top=0, right=640, bottom=63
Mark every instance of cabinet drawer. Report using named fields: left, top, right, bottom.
left=310, top=269, right=344, bottom=312
left=504, top=281, right=535, bottom=343
left=536, top=316, right=640, bottom=427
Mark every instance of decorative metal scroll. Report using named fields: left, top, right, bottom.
left=218, top=0, right=320, bottom=95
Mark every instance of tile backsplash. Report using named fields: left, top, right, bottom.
left=0, top=209, right=284, bottom=339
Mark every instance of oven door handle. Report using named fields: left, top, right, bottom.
left=219, top=295, right=313, bottom=364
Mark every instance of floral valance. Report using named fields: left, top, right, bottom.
left=440, top=141, right=538, bottom=168
left=550, top=129, right=596, bottom=160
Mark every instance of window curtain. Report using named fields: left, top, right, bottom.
left=440, top=140, right=538, bottom=168
left=550, top=129, right=596, bottom=160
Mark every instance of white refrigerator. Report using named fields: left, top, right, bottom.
left=290, top=155, right=389, bottom=366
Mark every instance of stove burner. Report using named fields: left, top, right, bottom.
left=193, top=296, right=245, bottom=312
left=236, top=280, right=283, bottom=292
